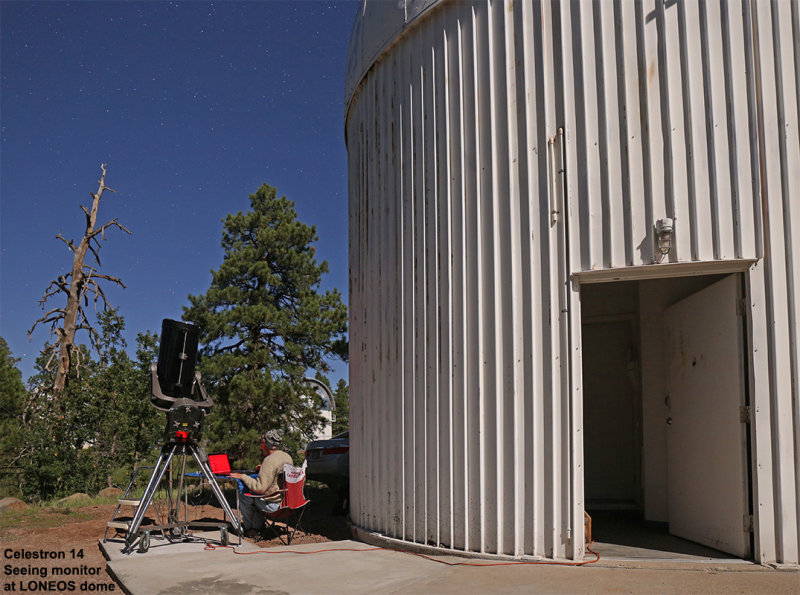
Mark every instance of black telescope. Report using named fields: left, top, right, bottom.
left=157, top=319, right=199, bottom=399
left=150, top=319, right=212, bottom=414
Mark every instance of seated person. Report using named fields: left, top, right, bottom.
left=230, top=429, right=293, bottom=535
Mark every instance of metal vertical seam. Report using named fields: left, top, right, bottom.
left=450, top=0, right=467, bottom=551
left=768, top=0, right=800, bottom=563
left=502, top=0, right=525, bottom=556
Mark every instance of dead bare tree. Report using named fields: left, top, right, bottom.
left=28, top=164, right=131, bottom=396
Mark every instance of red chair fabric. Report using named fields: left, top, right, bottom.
left=281, top=463, right=309, bottom=509
left=263, top=462, right=310, bottom=544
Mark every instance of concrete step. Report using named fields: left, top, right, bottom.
left=117, top=499, right=141, bottom=507
left=107, top=520, right=130, bottom=530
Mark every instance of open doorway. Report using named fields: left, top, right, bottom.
left=580, top=273, right=754, bottom=561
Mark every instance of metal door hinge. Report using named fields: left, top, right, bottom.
left=743, top=514, right=754, bottom=533
left=739, top=405, right=751, bottom=424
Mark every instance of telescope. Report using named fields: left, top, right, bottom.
left=150, top=319, right=212, bottom=443
left=119, top=319, right=241, bottom=553
left=156, top=318, right=200, bottom=399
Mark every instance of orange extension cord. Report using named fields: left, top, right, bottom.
left=203, top=541, right=601, bottom=567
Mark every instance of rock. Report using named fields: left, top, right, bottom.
left=0, top=497, right=28, bottom=514
left=186, top=482, right=210, bottom=494
left=55, top=492, right=91, bottom=507
left=97, top=487, right=123, bottom=499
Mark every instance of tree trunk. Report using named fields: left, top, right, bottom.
left=54, top=237, right=91, bottom=394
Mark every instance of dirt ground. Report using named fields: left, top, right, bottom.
left=0, top=484, right=349, bottom=592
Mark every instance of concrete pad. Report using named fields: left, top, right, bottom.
left=589, top=539, right=747, bottom=563
left=101, top=537, right=799, bottom=595
left=101, top=530, right=249, bottom=560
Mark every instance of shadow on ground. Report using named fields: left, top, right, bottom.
left=587, top=509, right=740, bottom=560
left=182, top=481, right=351, bottom=543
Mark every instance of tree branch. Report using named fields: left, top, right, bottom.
left=37, top=277, right=70, bottom=304
left=87, top=218, right=130, bottom=241
left=44, top=348, right=57, bottom=371
left=28, top=308, right=67, bottom=337
left=22, top=390, right=41, bottom=423
left=217, top=338, right=246, bottom=353
left=82, top=278, right=117, bottom=311
left=87, top=242, right=102, bottom=267
left=55, top=233, right=76, bottom=252
left=71, top=344, right=84, bottom=376
left=84, top=269, right=126, bottom=288
left=79, top=204, right=92, bottom=230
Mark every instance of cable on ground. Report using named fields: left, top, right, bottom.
left=202, top=540, right=601, bottom=567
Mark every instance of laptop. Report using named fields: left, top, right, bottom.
left=208, top=453, right=232, bottom=476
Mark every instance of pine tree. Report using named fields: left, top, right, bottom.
left=0, top=338, right=26, bottom=497
left=183, top=184, right=347, bottom=466
left=332, top=378, right=349, bottom=436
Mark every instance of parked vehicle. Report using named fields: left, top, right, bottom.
left=304, top=430, right=349, bottom=514
left=304, top=430, right=349, bottom=484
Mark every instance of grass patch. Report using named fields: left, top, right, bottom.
left=0, top=494, right=122, bottom=533
left=0, top=506, right=96, bottom=531
left=50, top=495, right=120, bottom=508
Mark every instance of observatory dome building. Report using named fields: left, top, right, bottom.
left=345, top=0, right=800, bottom=564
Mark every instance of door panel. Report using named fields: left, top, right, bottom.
left=664, top=274, right=750, bottom=557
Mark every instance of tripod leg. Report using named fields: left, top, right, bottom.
left=125, top=444, right=177, bottom=551
left=190, top=446, right=242, bottom=534
left=170, top=448, right=188, bottom=526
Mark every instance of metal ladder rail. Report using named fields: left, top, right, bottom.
left=104, top=467, right=141, bottom=542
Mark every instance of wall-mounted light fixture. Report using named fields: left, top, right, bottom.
left=655, top=218, right=674, bottom=263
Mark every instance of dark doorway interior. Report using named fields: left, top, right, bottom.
left=580, top=274, right=753, bottom=561
left=583, top=318, right=639, bottom=510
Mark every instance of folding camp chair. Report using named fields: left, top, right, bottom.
left=261, top=461, right=310, bottom=545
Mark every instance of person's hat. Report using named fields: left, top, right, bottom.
left=261, top=429, right=284, bottom=448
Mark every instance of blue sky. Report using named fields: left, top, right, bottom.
left=1, top=1, right=358, bottom=384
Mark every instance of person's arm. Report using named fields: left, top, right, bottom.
left=232, top=457, right=278, bottom=494
left=232, top=471, right=261, bottom=493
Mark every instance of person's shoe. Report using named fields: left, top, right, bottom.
left=244, top=529, right=260, bottom=539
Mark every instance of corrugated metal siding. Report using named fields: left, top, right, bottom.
left=558, top=0, right=763, bottom=269
left=346, top=0, right=800, bottom=563
left=348, top=1, right=574, bottom=558
left=748, top=0, right=800, bottom=565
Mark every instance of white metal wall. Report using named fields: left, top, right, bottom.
left=346, top=0, right=800, bottom=563
left=747, top=0, right=800, bottom=566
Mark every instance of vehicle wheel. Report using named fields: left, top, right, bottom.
left=138, top=531, right=150, bottom=553
left=220, top=527, right=228, bottom=546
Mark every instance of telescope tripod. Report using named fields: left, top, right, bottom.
left=123, top=441, right=241, bottom=553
